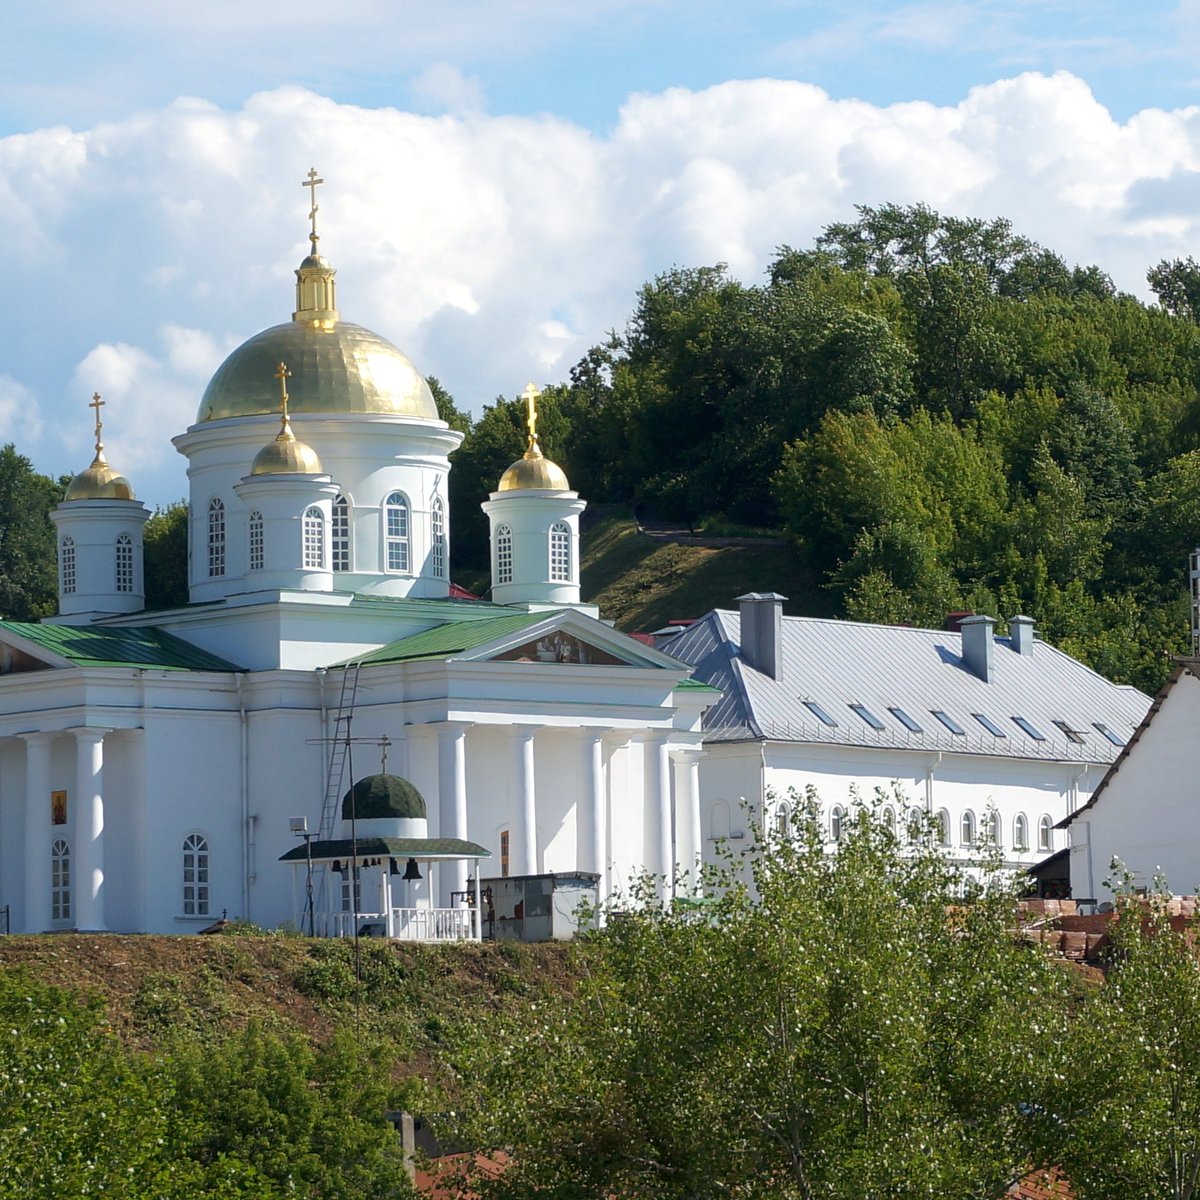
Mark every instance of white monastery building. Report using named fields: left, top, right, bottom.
left=1062, top=660, right=1200, bottom=902
left=659, top=595, right=1152, bottom=886
left=0, top=176, right=713, bottom=937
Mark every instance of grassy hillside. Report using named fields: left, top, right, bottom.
left=579, top=507, right=832, bottom=632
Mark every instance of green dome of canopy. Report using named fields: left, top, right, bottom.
left=341, top=773, right=427, bottom=821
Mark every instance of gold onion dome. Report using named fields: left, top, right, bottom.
left=497, top=382, right=571, bottom=492
left=197, top=168, right=438, bottom=424
left=251, top=362, right=324, bottom=475
left=65, top=393, right=135, bottom=501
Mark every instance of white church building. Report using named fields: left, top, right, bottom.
left=0, top=177, right=712, bottom=937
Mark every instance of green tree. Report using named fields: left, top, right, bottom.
left=444, top=796, right=1069, bottom=1198
left=1052, top=866, right=1200, bottom=1200
left=144, top=500, right=189, bottom=609
left=1148, top=256, right=1200, bottom=322
left=0, top=445, right=60, bottom=620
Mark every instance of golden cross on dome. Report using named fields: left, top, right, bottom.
left=522, top=381, right=541, bottom=451
left=302, top=167, right=324, bottom=251
left=274, top=362, right=292, bottom=424
left=89, top=392, right=105, bottom=456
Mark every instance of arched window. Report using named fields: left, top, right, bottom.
left=115, top=533, right=134, bottom=593
left=182, top=834, right=209, bottom=917
left=495, top=523, right=513, bottom=585
left=937, top=808, right=952, bottom=847
left=384, top=493, right=410, bottom=573
left=773, top=802, right=791, bottom=838
left=1038, top=814, right=1054, bottom=853
left=51, top=839, right=71, bottom=922
left=882, top=806, right=897, bottom=839
left=303, top=507, right=325, bottom=569
left=1013, top=813, right=1029, bottom=851
left=248, top=511, right=264, bottom=571
left=907, top=806, right=923, bottom=844
left=207, top=498, right=226, bottom=577
left=986, top=811, right=1003, bottom=847
left=549, top=521, right=571, bottom=582
left=331, top=495, right=350, bottom=572
left=431, top=496, right=447, bottom=579
left=960, top=810, right=977, bottom=846
left=60, top=537, right=76, bottom=595
left=830, top=805, right=845, bottom=843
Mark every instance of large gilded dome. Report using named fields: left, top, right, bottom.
left=197, top=321, right=439, bottom=423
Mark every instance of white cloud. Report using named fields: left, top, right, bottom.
left=6, top=74, right=1200, bottom=504
left=0, top=377, right=44, bottom=447
left=409, top=63, right=488, bottom=117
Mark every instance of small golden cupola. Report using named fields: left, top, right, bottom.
left=250, top=363, right=325, bottom=476
left=497, top=383, right=571, bottom=492
left=65, top=393, right=136, bottom=501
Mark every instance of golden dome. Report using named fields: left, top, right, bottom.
left=250, top=427, right=324, bottom=475
left=198, top=321, right=439, bottom=424
left=498, top=445, right=571, bottom=492
left=65, top=455, right=135, bottom=501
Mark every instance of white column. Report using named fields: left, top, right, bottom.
left=511, top=726, right=540, bottom=877
left=437, top=722, right=471, bottom=905
left=581, top=732, right=606, bottom=899
left=21, top=733, right=53, bottom=933
left=672, top=749, right=703, bottom=889
left=73, top=729, right=109, bottom=932
left=644, top=734, right=673, bottom=901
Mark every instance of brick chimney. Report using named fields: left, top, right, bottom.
left=736, top=592, right=787, bottom=680
left=960, top=614, right=995, bottom=682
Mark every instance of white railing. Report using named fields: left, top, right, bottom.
left=314, top=906, right=477, bottom=942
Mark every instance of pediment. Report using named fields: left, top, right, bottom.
left=0, top=642, right=56, bottom=674
left=493, top=629, right=631, bottom=667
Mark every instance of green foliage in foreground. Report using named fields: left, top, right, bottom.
left=443, top=796, right=1072, bottom=1199
left=0, top=971, right=415, bottom=1199
left=443, top=799, right=1200, bottom=1200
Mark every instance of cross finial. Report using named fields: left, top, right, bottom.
left=89, top=392, right=106, bottom=459
left=522, top=382, right=541, bottom=452
left=274, top=361, right=291, bottom=420
left=302, top=167, right=324, bottom=252
left=379, top=735, right=392, bottom=775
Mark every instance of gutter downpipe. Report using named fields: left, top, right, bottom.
left=317, top=667, right=330, bottom=799
left=236, top=673, right=250, bottom=920
left=925, top=752, right=942, bottom=814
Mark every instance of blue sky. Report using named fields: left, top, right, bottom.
left=2, top=1, right=1200, bottom=505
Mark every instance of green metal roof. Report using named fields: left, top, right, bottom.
left=0, top=622, right=240, bottom=672
left=343, top=611, right=555, bottom=667
left=675, top=677, right=722, bottom=693
left=279, top=836, right=491, bottom=862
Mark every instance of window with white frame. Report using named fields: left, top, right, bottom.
left=303, top=507, right=325, bottom=569
left=495, top=523, right=513, bottom=585
left=384, top=493, right=410, bottom=573
left=1013, top=813, right=1029, bottom=851
left=549, top=521, right=571, bottom=582
left=773, top=802, right=791, bottom=837
left=207, top=498, right=226, bottom=577
left=1038, top=814, right=1053, bottom=853
left=60, top=537, right=76, bottom=595
left=248, top=511, right=264, bottom=571
left=182, top=833, right=209, bottom=916
left=937, top=808, right=951, bottom=846
left=882, top=806, right=897, bottom=839
left=906, top=806, right=923, bottom=844
left=960, top=809, right=977, bottom=846
left=431, top=496, right=447, bottom=579
left=332, top=496, right=350, bottom=572
left=51, top=839, right=71, bottom=922
left=115, top=533, right=134, bottom=593
left=830, top=804, right=845, bottom=843
left=986, top=811, right=1002, bottom=847
left=340, top=867, right=361, bottom=913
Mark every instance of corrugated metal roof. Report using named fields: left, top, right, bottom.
left=665, top=611, right=1151, bottom=764
left=0, top=622, right=240, bottom=671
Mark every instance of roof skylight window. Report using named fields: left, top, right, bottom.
left=888, top=707, right=923, bottom=733
left=972, top=713, right=1007, bottom=737
left=802, top=700, right=839, bottom=728
left=1093, top=723, right=1125, bottom=747
left=1052, top=720, right=1086, bottom=745
left=930, top=710, right=965, bottom=735
left=849, top=703, right=886, bottom=731
left=1011, top=716, right=1046, bottom=741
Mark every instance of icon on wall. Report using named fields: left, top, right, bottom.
left=51, top=790, right=67, bottom=826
